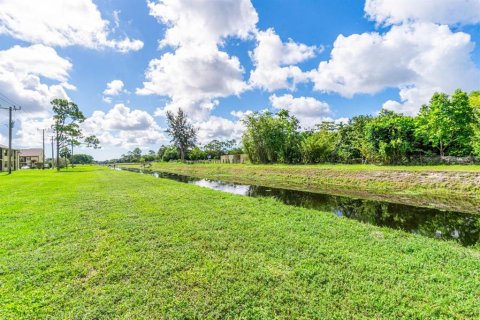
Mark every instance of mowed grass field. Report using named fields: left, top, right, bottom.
left=1, top=166, right=480, bottom=319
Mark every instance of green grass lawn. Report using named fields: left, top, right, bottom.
left=1, top=166, right=479, bottom=319
left=120, top=162, right=480, bottom=214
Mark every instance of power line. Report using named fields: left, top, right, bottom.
left=0, top=91, right=17, bottom=107
left=0, top=91, right=31, bottom=115
left=0, top=96, right=13, bottom=106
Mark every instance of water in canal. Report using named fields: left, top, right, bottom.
left=118, top=167, right=480, bottom=247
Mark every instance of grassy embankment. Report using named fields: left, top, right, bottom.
left=1, top=166, right=480, bottom=318
left=120, top=162, right=480, bottom=213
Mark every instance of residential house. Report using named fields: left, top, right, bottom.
left=0, top=144, right=20, bottom=172
left=19, top=148, right=44, bottom=168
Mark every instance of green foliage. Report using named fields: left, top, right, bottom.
left=243, top=110, right=302, bottom=163
left=365, top=110, right=416, bottom=164
left=50, top=99, right=101, bottom=170
left=113, top=89, right=478, bottom=165
left=469, top=91, right=480, bottom=156
left=415, top=90, right=475, bottom=157
left=336, top=116, right=372, bottom=163
left=227, top=146, right=243, bottom=155
left=142, top=154, right=156, bottom=162
left=118, top=147, right=143, bottom=163
left=157, top=145, right=168, bottom=159
left=188, top=146, right=206, bottom=160
left=132, top=147, right=142, bottom=159
left=203, top=139, right=237, bottom=159
left=162, top=145, right=179, bottom=161
left=51, top=99, right=86, bottom=170
left=84, top=135, right=101, bottom=149
left=166, top=108, right=197, bottom=161
left=239, top=89, right=478, bottom=165
left=71, top=154, right=94, bottom=164
left=59, top=146, right=71, bottom=159
left=301, top=124, right=338, bottom=163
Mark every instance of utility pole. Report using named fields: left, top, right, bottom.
left=1, top=105, right=20, bottom=174
left=51, top=136, right=54, bottom=169
left=56, top=131, right=59, bottom=171
left=8, top=106, right=12, bottom=174
left=37, top=128, right=50, bottom=169
left=42, top=129, right=45, bottom=169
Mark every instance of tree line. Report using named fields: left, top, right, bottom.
left=243, top=89, right=480, bottom=164
left=111, top=88, right=480, bottom=166
left=116, top=139, right=242, bottom=163
left=114, top=109, right=241, bottom=163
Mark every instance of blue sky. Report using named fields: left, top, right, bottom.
left=0, top=0, right=479, bottom=160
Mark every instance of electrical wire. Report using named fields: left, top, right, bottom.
left=0, top=91, right=17, bottom=107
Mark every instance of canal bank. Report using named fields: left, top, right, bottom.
left=118, top=162, right=480, bottom=214
left=117, top=167, right=480, bottom=247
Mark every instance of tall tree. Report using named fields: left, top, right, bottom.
left=67, top=136, right=81, bottom=168
left=51, top=99, right=85, bottom=171
left=336, top=116, right=372, bottom=163
left=203, top=139, right=237, bottom=159
left=242, top=110, right=301, bottom=164
left=165, top=109, right=197, bottom=161
left=301, top=123, right=338, bottom=164
left=415, top=90, right=474, bottom=157
left=157, top=145, right=168, bottom=160
left=132, top=147, right=142, bottom=161
left=59, top=146, right=71, bottom=162
left=84, top=135, right=101, bottom=149
left=365, top=110, right=416, bottom=164
left=469, top=90, right=480, bottom=156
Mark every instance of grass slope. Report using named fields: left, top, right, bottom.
left=1, top=166, right=479, bottom=319
left=120, top=162, right=480, bottom=213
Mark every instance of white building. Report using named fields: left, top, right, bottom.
left=19, top=148, right=44, bottom=168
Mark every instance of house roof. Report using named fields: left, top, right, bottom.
left=20, top=148, right=43, bottom=156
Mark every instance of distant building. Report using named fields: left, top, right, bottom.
left=19, top=148, right=44, bottom=168
left=0, top=144, right=20, bottom=172
left=220, top=154, right=249, bottom=164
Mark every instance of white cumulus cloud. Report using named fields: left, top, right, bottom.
left=103, top=80, right=125, bottom=96
left=138, top=46, right=246, bottom=119
left=138, top=0, right=258, bottom=119
left=0, top=44, right=73, bottom=115
left=365, top=0, right=480, bottom=26
left=0, top=0, right=143, bottom=52
left=309, top=22, right=480, bottom=114
left=82, top=104, right=166, bottom=149
left=249, top=28, right=317, bottom=91
left=269, top=94, right=331, bottom=128
left=147, top=0, right=258, bottom=48
left=196, top=116, right=244, bottom=144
